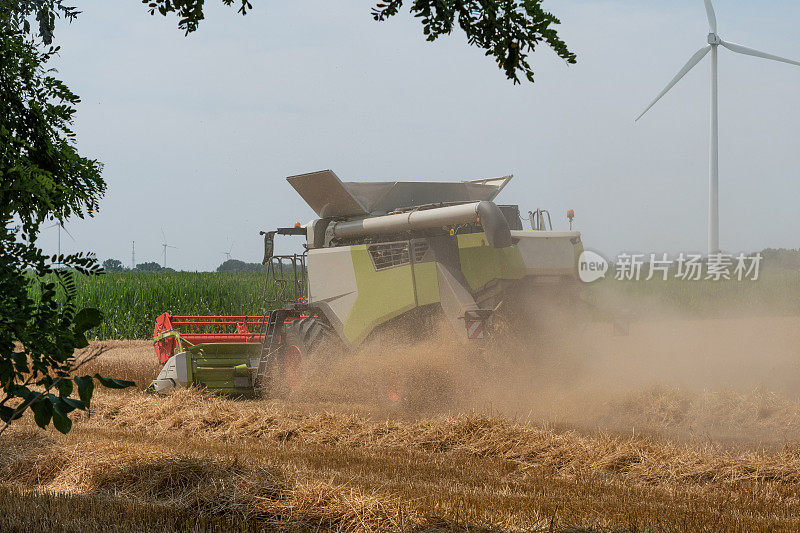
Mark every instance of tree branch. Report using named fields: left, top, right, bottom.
left=0, top=345, right=107, bottom=437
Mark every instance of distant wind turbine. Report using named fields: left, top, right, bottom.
left=160, top=228, right=177, bottom=268
left=636, top=0, right=800, bottom=255
left=46, top=222, right=75, bottom=257
left=222, top=241, right=234, bottom=261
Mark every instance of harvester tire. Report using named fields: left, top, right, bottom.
left=276, top=317, right=332, bottom=393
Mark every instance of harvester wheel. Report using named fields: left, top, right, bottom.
left=283, top=344, right=303, bottom=390
left=277, top=317, right=333, bottom=393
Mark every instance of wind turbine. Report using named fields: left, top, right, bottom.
left=636, top=0, right=800, bottom=255
left=221, top=240, right=234, bottom=261
left=46, top=221, right=75, bottom=257
left=160, top=228, right=177, bottom=268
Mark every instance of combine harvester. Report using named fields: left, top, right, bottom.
left=151, top=170, right=583, bottom=395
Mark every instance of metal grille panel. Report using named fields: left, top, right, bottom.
left=368, top=242, right=410, bottom=271
left=368, top=241, right=430, bottom=271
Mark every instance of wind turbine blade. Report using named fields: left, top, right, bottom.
left=61, top=225, right=76, bottom=241
left=720, top=40, right=800, bottom=67
left=636, top=45, right=711, bottom=122
left=703, top=0, right=717, bottom=33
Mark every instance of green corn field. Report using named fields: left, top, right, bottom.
left=35, top=271, right=274, bottom=340
left=27, top=268, right=800, bottom=341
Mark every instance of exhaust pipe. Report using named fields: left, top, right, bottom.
left=330, top=201, right=512, bottom=248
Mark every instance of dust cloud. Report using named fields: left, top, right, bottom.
left=291, top=308, right=800, bottom=447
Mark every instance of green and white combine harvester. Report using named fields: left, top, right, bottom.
left=151, top=169, right=583, bottom=396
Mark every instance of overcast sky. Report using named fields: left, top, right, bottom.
left=40, top=0, right=800, bottom=270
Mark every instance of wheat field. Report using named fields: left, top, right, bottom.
left=3, top=316, right=800, bottom=532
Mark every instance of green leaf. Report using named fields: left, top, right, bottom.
left=57, top=379, right=73, bottom=398
left=74, top=332, right=89, bottom=349
left=61, top=397, right=86, bottom=411
left=0, top=406, right=22, bottom=423
left=73, top=307, right=103, bottom=334
left=94, top=374, right=136, bottom=390
left=52, top=403, right=73, bottom=434
left=52, top=397, right=77, bottom=414
left=74, top=375, right=94, bottom=405
left=31, top=399, right=53, bottom=429
left=12, top=352, right=28, bottom=371
left=13, top=386, right=36, bottom=401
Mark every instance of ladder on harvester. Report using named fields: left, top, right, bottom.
left=254, top=309, right=288, bottom=392
left=253, top=232, right=308, bottom=393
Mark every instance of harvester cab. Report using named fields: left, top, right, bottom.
left=150, top=169, right=584, bottom=395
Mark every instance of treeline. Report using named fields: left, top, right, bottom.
left=102, top=259, right=176, bottom=273
left=101, top=258, right=267, bottom=274
left=215, top=259, right=268, bottom=273
left=760, top=249, right=800, bottom=270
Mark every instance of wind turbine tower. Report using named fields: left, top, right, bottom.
left=160, top=229, right=177, bottom=269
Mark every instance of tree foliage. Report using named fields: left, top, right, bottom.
left=135, top=261, right=172, bottom=272
left=143, top=0, right=575, bottom=84
left=372, top=0, right=575, bottom=83
left=143, top=0, right=253, bottom=34
left=217, top=259, right=267, bottom=273
left=1, top=0, right=80, bottom=44
left=0, top=9, right=133, bottom=435
left=102, top=258, right=126, bottom=272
